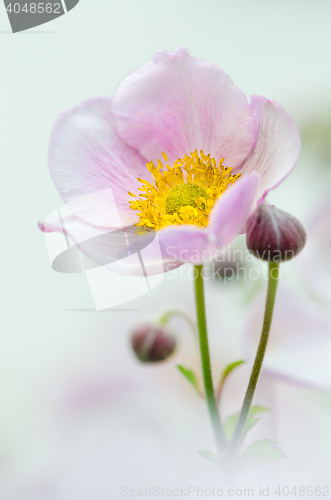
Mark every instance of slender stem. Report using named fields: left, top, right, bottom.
left=158, top=307, right=197, bottom=338
left=228, top=262, right=280, bottom=456
left=194, top=264, right=227, bottom=455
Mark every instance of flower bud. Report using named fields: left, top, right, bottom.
left=130, top=323, right=177, bottom=363
left=246, top=202, right=306, bottom=262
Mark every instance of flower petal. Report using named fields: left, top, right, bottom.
left=40, top=208, right=169, bottom=277
left=155, top=225, right=212, bottom=266
left=207, top=173, right=259, bottom=245
left=112, top=47, right=258, bottom=169
left=48, top=97, right=149, bottom=227
left=240, top=95, right=301, bottom=199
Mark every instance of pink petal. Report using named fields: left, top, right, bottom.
left=240, top=95, right=301, bottom=199
left=112, top=47, right=258, bottom=169
left=41, top=208, right=170, bottom=277
left=155, top=225, right=212, bottom=266
left=48, top=97, right=149, bottom=227
left=207, top=173, right=259, bottom=245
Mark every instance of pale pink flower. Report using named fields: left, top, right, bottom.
left=45, top=47, right=300, bottom=273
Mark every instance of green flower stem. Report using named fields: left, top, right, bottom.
left=228, top=261, right=280, bottom=457
left=158, top=307, right=197, bottom=337
left=194, top=264, right=227, bottom=455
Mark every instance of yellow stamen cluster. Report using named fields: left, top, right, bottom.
left=129, top=149, right=241, bottom=231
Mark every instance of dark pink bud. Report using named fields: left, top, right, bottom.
left=131, top=323, right=177, bottom=363
left=246, top=202, right=306, bottom=262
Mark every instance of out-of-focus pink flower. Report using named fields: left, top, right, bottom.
left=245, top=285, right=331, bottom=393
left=45, top=47, right=300, bottom=273
left=3, top=306, right=331, bottom=499
left=295, top=198, right=331, bottom=305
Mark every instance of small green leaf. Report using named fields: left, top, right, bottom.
left=198, top=450, right=221, bottom=466
left=217, top=360, right=245, bottom=397
left=222, top=360, right=245, bottom=382
left=240, top=439, right=286, bottom=464
left=244, top=406, right=270, bottom=437
left=224, top=405, right=269, bottom=442
left=177, top=365, right=202, bottom=397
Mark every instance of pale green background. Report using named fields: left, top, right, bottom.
left=1, top=0, right=331, bottom=496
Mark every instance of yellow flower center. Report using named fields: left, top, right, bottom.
left=165, top=183, right=207, bottom=215
left=128, top=149, right=241, bottom=231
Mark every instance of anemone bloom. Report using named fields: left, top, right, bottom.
left=46, top=47, right=300, bottom=273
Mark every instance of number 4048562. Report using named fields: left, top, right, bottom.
left=6, top=3, right=61, bottom=14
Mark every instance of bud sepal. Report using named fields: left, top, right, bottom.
left=246, top=202, right=306, bottom=262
